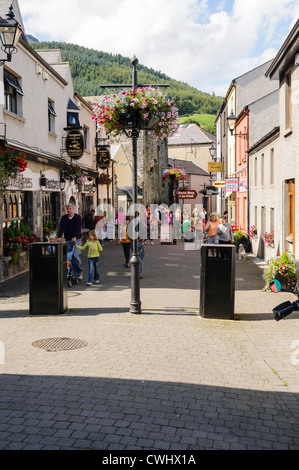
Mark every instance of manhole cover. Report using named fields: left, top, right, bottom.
left=32, top=337, right=88, bottom=352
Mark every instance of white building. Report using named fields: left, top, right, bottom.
left=0, top=0, right=98, bottom=280
left=249, top=20, right=299, bottom=261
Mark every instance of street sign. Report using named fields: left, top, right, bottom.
left=96, top=147, right=111, bottom=169
left=208, top=162, right=223, bottom=172
left=213, top=180, right=226, bottom=188
left=177, top=190, right=197, bottom=199
left=65, top=129, right=85, bottom=160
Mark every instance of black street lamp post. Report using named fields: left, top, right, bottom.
left=0, top=5, right=22, bottom=66
left=100, top=56, right=168, bottom=314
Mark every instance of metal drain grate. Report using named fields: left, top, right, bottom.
left=32, top=337, right=88, bottom=352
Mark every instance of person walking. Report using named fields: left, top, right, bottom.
left=76, top=230, right=102, bottom=286
left=204, top=213, right=220, bottom=244
left=120, top=216, right=131, bottom=267
left=217, top=217, right=234, bottom=244
left=57, top=202, right=83, bottom=280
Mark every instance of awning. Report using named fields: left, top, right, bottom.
left=4, top=70, right=24, bottom=95
left=48, top=101, right=56, bottom=116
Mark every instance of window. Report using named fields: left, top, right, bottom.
left=270, top=208, right=274, bottom=232
left=254, top=157, right=257, bottom=187
left=285, top=71, right=292, bottom=130
left=287, top=179, right=295, bottom=241
left=270, top=148, right=274, bottom=185
left=2, top=191, right=27, bottom=230
left=48, top=99, right=56, bottom=133
left=4, top=69, right=24, bottom=115
left=83, top=126, right=89, bottom=151
left=261, top=153, right=264, bottom=187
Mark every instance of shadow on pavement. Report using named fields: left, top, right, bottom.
left=0, top=373, right=298, bottom=450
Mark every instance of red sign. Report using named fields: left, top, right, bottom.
left=177, top=190, right=197, bottom=199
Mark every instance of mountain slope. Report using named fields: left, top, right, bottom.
left=32, top=41, right=223, bottom=118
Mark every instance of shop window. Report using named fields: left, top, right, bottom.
left=4, top=69, right=24, bottom=116
left=2, top=192, right=27, bottom=230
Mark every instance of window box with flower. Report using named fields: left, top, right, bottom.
left=93, top=87, right=179, bottom=141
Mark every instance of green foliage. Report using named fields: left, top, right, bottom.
left=179, top=113, right=216, bottom=135
left=31, top=42, right=223, bottom=117
left=263, top=251, right=297, bottom=291
left=234, top=229, right=247, bottom=247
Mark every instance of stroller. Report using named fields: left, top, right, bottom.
left=67, top=248, right=79, bottom=288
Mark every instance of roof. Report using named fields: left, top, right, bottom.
left=247, top=126, right=280, bottom=154
left=265, top=19, right=299, bottom=80
left=168, top=158, right=210, bottom=176
left=168, top=123, right=215, bottom=146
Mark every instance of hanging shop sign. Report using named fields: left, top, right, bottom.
left=177, top=190, right=197, bottom=199
left=206, top=188, right=218, bottom=196
left=239, top=177, right=247, bottom=193
left=225, top=177, right=239, bottom=191
left=65, top=129, right=85, bottom=160
left=208, top=162, right=223, bottom=172
left=213, top=180, right=226, bottom=188
left=96, top=147, right=111, bottom=169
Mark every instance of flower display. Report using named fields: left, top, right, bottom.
left=61, top=163, right=87, bottom=191
left=97, top=173, right=112, bottom=185
left=262, top=230, right=274, bottom=248
left=248, top=225, right=257, bottom=239
left=0, top=146, right=28, bottom=191
left=263, top=251, right=297, bottom=291
left=93, top=87, right=179, bottom=140
left=3, top=224, right=39, bottom=265
left=162, top=167, right=188, bottom=183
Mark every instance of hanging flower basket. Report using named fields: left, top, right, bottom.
left=93, top=87, right=179, bottom=140
left=61, top=163, right=87, bottom=191
left=0, top=146, right=27, bottom=192
left=97, top=173, right=112, bottom=185
left=162, top=167, right=188, bottom=183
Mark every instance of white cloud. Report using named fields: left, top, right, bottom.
left=19, top=0, right=299, bottom=96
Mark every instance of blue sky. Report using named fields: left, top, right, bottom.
left=20, top=0, right=299, bottom=97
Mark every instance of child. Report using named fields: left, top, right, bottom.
left=46, top=233, right=58, bottom=255
left=76, top=230, right=102, bottom=286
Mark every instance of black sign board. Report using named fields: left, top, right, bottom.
left=96, top=147, right=111, bottom=169
left=65, top=129, right=85, bottom=160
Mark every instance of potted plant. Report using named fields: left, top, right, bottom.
left=262, top=230, right=274, bottom=248
left=263, top=251, right=297, bottom=291
left=93, top=87, right=179, bottom=140
left=61, top=163, right=87, bottom=191
left=0, top=146, right=27, bottom=192
left=97, top=173, right=112, bottom=186
left=248, top=225, right=257, bottom=239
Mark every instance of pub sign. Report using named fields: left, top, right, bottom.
left=65, top=129, right=85, bottom=160
left=96, top=147, right=111, bottom=169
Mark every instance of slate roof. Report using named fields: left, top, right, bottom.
left=168, top=123, right=215, bottom=146
left=168, top=158, right=210, bottom=176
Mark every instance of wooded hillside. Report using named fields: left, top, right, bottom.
left=32, top=41, right=223, bottom=118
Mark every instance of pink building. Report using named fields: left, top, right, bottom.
left=235, top=108, right=249, bottom=231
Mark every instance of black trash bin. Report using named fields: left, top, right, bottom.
left=29, top=242, right=68, bottom=315
left=199, top=244, right=236, bottom=319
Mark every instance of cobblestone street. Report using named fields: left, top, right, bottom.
left=0, top=241, right=298, bottom=450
